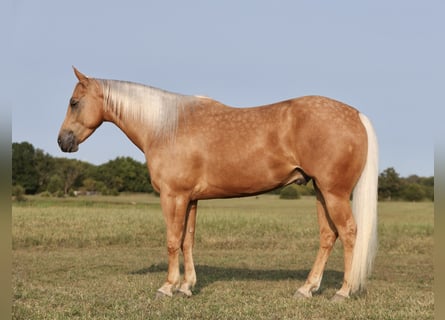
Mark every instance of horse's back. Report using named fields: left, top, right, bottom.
left=167, top=96, right=367, bottom=198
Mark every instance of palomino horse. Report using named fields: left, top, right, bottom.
left=58, top=67, right=378, bottom=301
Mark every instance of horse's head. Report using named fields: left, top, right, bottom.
left=58, top=67, right=104, bottom=152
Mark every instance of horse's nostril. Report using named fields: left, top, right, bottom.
left=58, top=131, right=78, bottom=152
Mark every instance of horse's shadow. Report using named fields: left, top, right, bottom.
left=130, top=263, right=343, bottom=294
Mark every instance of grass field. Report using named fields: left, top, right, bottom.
left=12, top=194, right=433, bottom=319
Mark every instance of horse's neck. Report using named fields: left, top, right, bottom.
left=100, top=79, right=206, bottom=150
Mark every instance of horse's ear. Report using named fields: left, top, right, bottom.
left=72, top=66, right=89, bottom=83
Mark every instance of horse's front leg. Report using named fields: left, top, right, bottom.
left=157, top=193, right=189, bottom=298
left=178, top=200, right=198, bottom=297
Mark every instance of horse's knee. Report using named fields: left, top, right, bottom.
left=167, top=241, right=181, bottom=255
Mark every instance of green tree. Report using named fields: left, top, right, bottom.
left=12, top=141, right=155, bottom=195
left=12, top=142, right=39, bottom=194
left=408, top=175, right=434, bottom=201
left=420, top=176, right=434, bottom=201
left=56, top=158, right=87, bottom=195
left=34, top=149, right=55, bottom=193
left=92, top=157, right=152, bottom=193
left=47, top=175, right=64, bottom=194
left=400, top=183, right=426, bottom=201
left=81, top=177, right=114, bottom=194
left=82, top=178, right=98, bottom=192
left=378, top=167, right=402, bottom=200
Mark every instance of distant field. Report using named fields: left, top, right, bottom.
left=12, top=194, right=433, bottom=319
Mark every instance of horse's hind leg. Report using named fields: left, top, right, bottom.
left=295, top=187, right=338, bottom=298
left=322, top=192, right=357, bottom=300
left=178, top=200, right=198, bottom=297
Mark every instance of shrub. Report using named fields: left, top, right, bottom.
left=40, top=191, right=51, bottom=197
left=279, top=185, right=300, bottom=199
left=12, top=185, right=26, bottom=202
left=55, top=190, right=65, bottom=198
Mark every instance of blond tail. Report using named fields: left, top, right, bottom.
left=350, top=113, right=379, bottom=293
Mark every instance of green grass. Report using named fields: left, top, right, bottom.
left=13, top=195, right=433, bottom=319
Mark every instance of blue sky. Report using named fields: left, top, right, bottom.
left=7, top=1, right=443, bottom=177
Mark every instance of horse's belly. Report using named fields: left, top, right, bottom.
left=191, top=160, right=303, bottom=199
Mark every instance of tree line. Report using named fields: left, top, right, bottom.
left=12, top=142, right=152, bottom=197
left=12, top=142, right=433, bottom=201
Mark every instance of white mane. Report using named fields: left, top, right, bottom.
left=99, top=79, right=195, bottom=140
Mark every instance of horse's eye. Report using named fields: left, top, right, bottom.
left=70, top=98, right=79, bottom=107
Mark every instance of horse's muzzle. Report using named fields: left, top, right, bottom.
left=58, top=130, right=79, bottom=152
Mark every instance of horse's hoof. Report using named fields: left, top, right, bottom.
left=293, top=290, right=311, bottom=299
left=176, top=289, right=193, bottom=298
left=330, top=293, right=349, bottom=302
left=155, top=290, right=172, bottom=300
